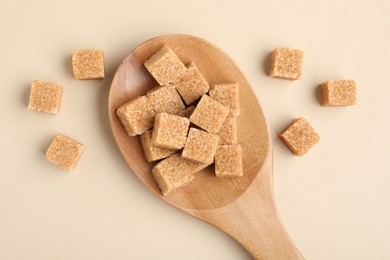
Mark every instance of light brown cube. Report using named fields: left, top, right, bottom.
left=140, top=130, right=177, bottom=162
left=175, top=62, right=210, bottom=105
left=144, top=45, right=186, bottom=86
left=279, top=118, right=320, bottom=156
left=116, top=96, right=156, bottom=136
left=209, top=83, right=240, bottom=116
left=189, top=95, right=229, bottom=134
left=152, top=154, right=207, bottom=196
left=215, top=145, right=243, bottom=177
left=177, top=106, right=195, bottom=118
left=28, top=80, right=63, bottom=114
left=320, top=80, right=357, bottom=106
left=146, top=85, right=185, bottom=114
left=45, top=134, right=84, bottom=171
left=72, top=49, right=105, bottom=80
left=269, top=47, right=304, bottom=80
left=182, top=128, right=219, bottom=164
left=218, top=117, right=237, bottom=145
left=152, top=113, right=189, bottom=149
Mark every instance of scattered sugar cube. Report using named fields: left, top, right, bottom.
left=72, top=49, right=105, bottom=80
left=152, top=113, right=189, bottom=150
left=175, top=62, right=210, bottom=105
left=140, top=130, right=177, bottom=162
left=215, top=145, right=243, bottom=177
left=209, top=83, right=240, bottom=116
left=279, top=118, right=320, bottom=156
left=320, top=80, right=357, bottom=106
left=28, top=80, right=63, bottom=114
left=152, top=154, right=207, bottom=196
left=116, top=96, right=156, bottom=136
left=269, top=47, right=304, bottom=80
left=182, top=128, right=219, bottom=164
left=189, top=95, right=229, bottom=134
left=177, top=106, right=195, bottom=119
left=45, top=134, right=84, bottom=171
left=218, top=116, right=237, bottom=145
left=146, top=85, right=185, bottom=114
left=144, top=45, right=186, bottom=86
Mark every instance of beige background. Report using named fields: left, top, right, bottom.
left=1, top=0, right=390, bottom=259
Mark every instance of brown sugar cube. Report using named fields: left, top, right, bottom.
left=146, top=85, right=185, bottom=114
left=45, top=134, right=84, bottom=171
left=144, top=45, right=186, bottom=86
left=320, top=80, right=357, bottom=106
left=209, top=83, right=240, bottom=116
left=175, top=62, right=210, bottom=105
left=152, top=154, right=207, bottom=196
left=215, top=145, right=243, bottom=177
left=116, top=96, right=156, bottom=136
left=152, top=113, right=189, bottom=150
left=217, top=116, right=237, bottom=145
left=140, top=130, right=177, bottom=162
left=269, top=47, right=304, bottom=80
left=28, top=80, right=63, bottom=114
left=177, top=106, right=195, bottom=118
left=182, top=128, right=219, bottom=164
left=72, top=49, right=105, bottom=80
left=279, top=117, right=320, bottom=156
left=189, top=95, right=230, bottom=134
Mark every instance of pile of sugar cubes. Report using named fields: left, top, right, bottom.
left=116, top=46, right=242, bottom=196
left=28, top=50, right=105, bottom=171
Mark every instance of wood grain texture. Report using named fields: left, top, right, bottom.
left=108, top=34, right=303, bottom=259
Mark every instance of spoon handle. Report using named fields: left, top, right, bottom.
left=186, top=152, right=304, bottom=259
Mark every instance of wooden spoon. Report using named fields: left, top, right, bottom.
left=108, top=34, right=304, bottom=259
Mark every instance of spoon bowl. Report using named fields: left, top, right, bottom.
left=108, top=34, right=303, bottom=259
